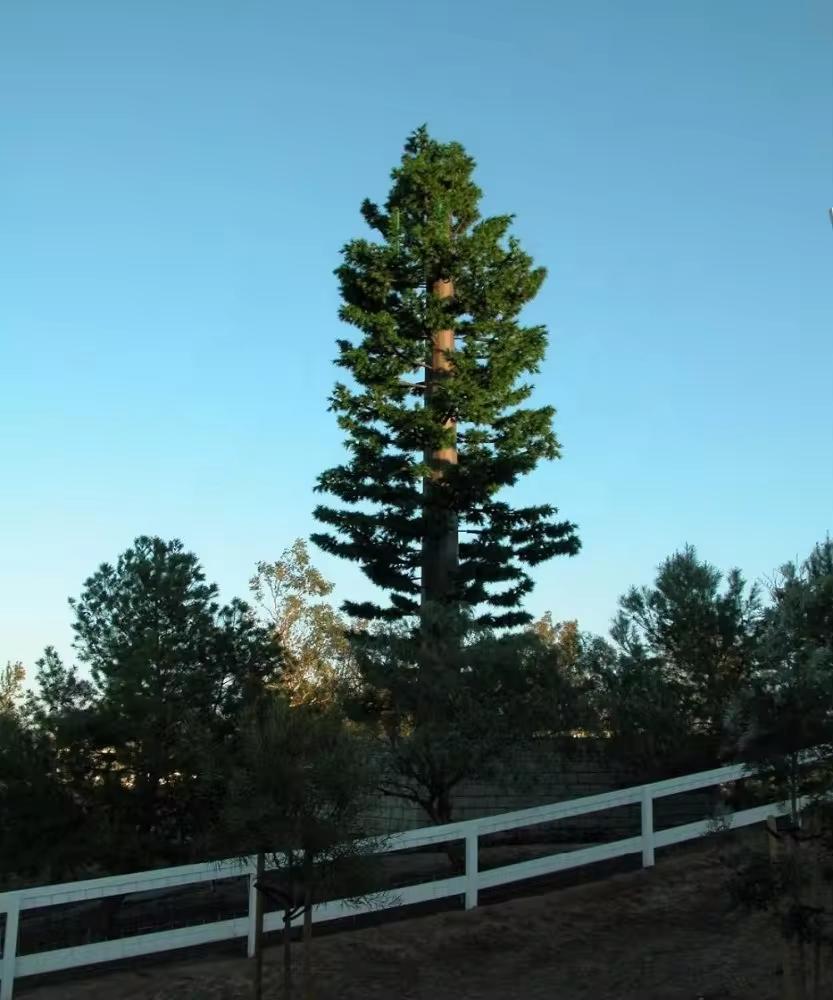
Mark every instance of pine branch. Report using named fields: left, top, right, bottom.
left=314, top=127, right=579, bottom=624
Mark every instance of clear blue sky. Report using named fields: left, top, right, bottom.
left=2, top=0, right=831, bottom=676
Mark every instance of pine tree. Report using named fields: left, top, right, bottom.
left=730, top=537, right=833, bottom=817
left=585, top=545, right=762, bottom=779
left=312, top=126, right=579, bottom=627
left=610, top=544, right=762, bottom=763
left=66, top=536, right=283, bottom=861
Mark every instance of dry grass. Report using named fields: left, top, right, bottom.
left=22, top=833, right=797, bottom=1000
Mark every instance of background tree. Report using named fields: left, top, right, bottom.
left=0, top=650, right=107, bottom=884
left=720, top=539, right=833, bottom=1000
left=312, top=126, right=579, bottom=628
left=0, top=706, right=87, bottom=887
left=347, top=603, right=582, bottom=829
left=727, top=537, right=833, bottom=818
left=583, top=636, right=693, bottom=778
left=22, top=536, right=284, bottom=875
left=26, top=646, right=93, bottom=725
left=528, top=614, right=581, bottom=670
left=587, top=545, right=761, bottom=777
left=0, top=660, right=25, bottom=716
left=24, top=648, right=113, bottom=842
left=0, top=658, right=89, bottom=886
left=524, top=617, right=617, bottom=739
left=215, top=693, right=384, bottom=1000
left=250, top=539, right=354, bottom=706
left=67, top=536, right=283, bottom=861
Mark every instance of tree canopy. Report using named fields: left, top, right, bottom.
left=313, top=126, right=579, bottom=627
left=584, top=545, right=762, bottom=776
left=17, top=536, right=284, bottom=877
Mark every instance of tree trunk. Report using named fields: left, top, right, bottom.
left=431, top=791, right=464, bottom=872
left=252, top=852, right=265, bottom=1000
left=421, top=276, right=458, bottom=608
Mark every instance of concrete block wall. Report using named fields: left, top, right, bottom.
left=365, top=739, right=718, bottom=844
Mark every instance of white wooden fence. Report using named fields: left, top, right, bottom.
left=0, top=758, right=808, bottom=999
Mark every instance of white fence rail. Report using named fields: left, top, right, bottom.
left=0, top=758, right=810, bottom=999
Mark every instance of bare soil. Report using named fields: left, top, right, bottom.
left=20, top=835, right=798, bottom=1000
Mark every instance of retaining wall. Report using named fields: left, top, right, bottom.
left=365, top=739, right=718, bottom=843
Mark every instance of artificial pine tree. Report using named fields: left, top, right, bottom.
left=313, top=126, right=579, bottom=627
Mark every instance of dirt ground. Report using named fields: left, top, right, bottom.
left=21, top=836, right=799, bottom=1000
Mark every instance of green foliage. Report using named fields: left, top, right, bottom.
left=585, top=545, right=761, bottom=776
left=0, top=651, right=108, bottom=882
left=727, top=537, right=833, bottom=818
left=26, top=646, right=93, bottom=725
left=528, top=614, right=581, bottom=670
left=71, top=536, right=279, bottom=719
left=0, top=661, right=25, bottom=716
left=581, top=633, right=693, bottom=773
left=717, top=538, right=833, bottom=1000
left=313, top=126, right=579, bottom=627
left=346, top=602, right=582, bottom=824
left=213, top=693, right=385, bottom=995
left=19, top=536, right=284, bottom=876
left=220, top=694, right=377, bottom=861
left=250, top=538, right=355, bottom=705
left=0, top=707, right=88, bottom=886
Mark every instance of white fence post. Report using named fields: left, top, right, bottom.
left=641, top=786, right=655, bottom=868
left=1, top=894, right=21, bottom=1000
left=464, top=831, right=478, bottom=910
